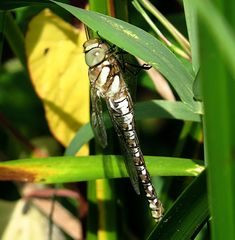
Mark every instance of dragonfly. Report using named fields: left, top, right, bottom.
left=83, top=36, right=164, bottom=222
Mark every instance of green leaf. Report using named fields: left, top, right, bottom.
left=89, top=0, right=109, bottom=15
left=86, top=181, right=98, bottom=240
left=192, top=70, right=202, bottom=101
left=51, top=1, right=200, bottom=112
left=192, top=0, right=235, bottom=81
left=4, top=12, right=27, bottom=68
left=65, top=100, right=201, bottom=156
left=147, top=171, right=209, bottom=240
left=183, top=0, right=199, bottom=72
left=0, top=155, right=204, bottom=183
left=193, top=0, right=235, bottom=239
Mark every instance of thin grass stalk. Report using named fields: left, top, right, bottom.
left=0, top=11, right=6, bottom=65
left=138, top=0, right=191, bottom=55
left=3, top=12, right=26, bottom=68
left=132, top=0, right=190, bottom=60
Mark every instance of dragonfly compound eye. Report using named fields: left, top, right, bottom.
left=85, top=47, right=106, bottom=67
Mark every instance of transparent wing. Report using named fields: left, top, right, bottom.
left=91, top=87, right=107, bottom=148
left=106, top=99, right=140, bottom=195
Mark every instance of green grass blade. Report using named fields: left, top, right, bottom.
left=147, top=171, right=209, bottom=240
left=51, top=1, right=200, bottom=111
left=172, top=114, right=203, bottom=163
left=0, top=155, right=204, bottom=183
left=89, top=0, right=109, bottom=15
left=65, top=100, right=201, bottom=156
left=113, top=0, right=129, bottom=21
left=0, top=11, right=6, bottom=65
left=132, top=0, right=190, bottom=61
left=183, top=0, right=199, bottom=72
left=195, top=1, right=235, bottom=239
left=192, top=0, right=235, bottom=81
left=86, top=181, right=98, bottom=240
left=4, top=12, right=26, bottom=68
left=95, top=179, right=118, bottom=240
left=134, top=100, right=202, bottom=120
left=138, top=0, right=190, bottom=55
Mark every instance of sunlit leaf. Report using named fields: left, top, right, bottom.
left=0, top=155, right=204, bottom=183
left=25, top=9, right=89, bottom=155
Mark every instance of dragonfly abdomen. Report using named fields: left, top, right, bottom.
left=110, top=95, right=164, bottom=221
left=135, top=155, right=164, bottom=221
left=125, top=132, right=164, bottom=221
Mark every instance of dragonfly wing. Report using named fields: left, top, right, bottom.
left=91, top=87, right=107, bottom=148
left=106, top=99, right=140, bottom=195
left=121, top=146, right=140, bottom=195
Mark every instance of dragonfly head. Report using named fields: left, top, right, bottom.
left=83, top=38, right=109, bottom=67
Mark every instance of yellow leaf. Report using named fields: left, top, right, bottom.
left=25, top=9, right=89, bottom=155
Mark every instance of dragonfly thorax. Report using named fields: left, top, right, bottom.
left=84, top=39, right=127, bottom=98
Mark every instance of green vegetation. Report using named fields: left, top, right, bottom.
left=0, top=0, right=234, bottom=239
